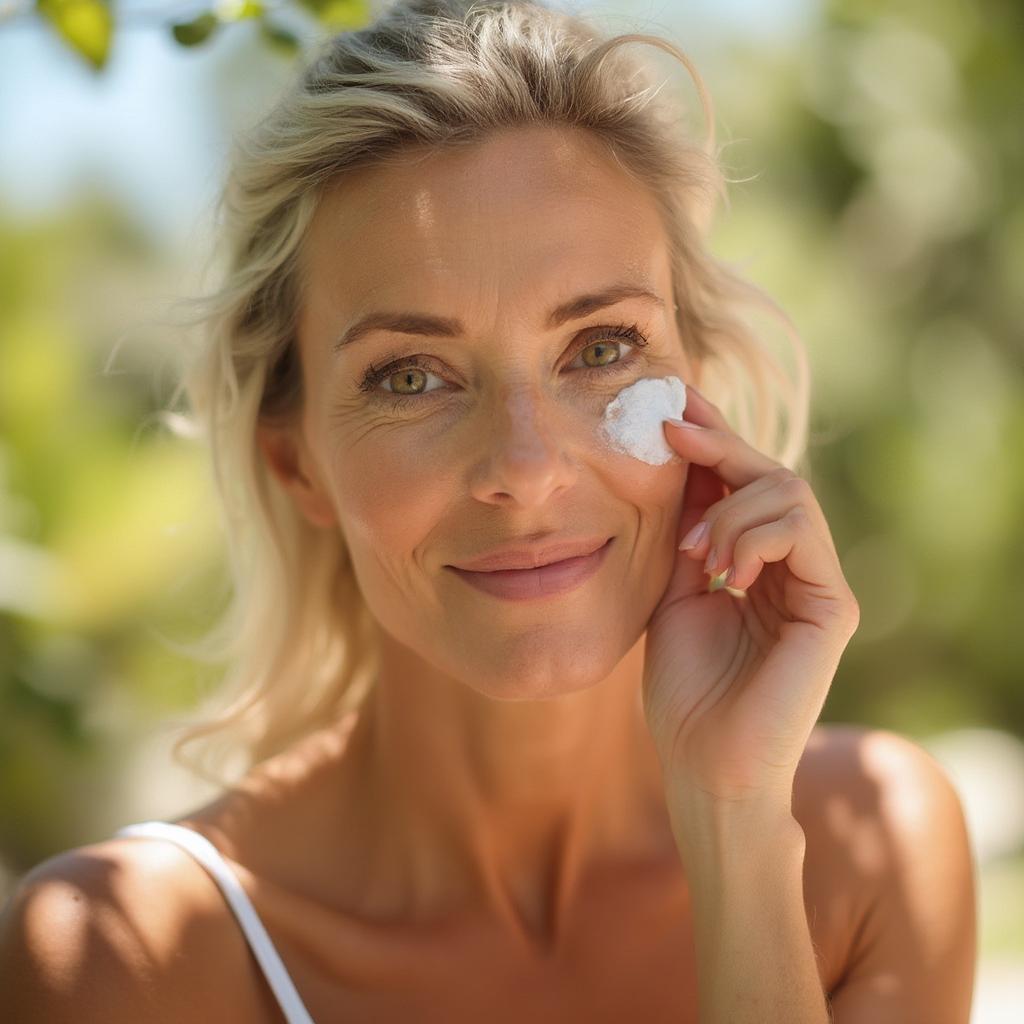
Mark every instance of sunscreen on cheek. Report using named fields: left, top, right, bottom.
left=598, top=375, right=688, bottom=465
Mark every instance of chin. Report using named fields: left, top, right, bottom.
left=457, top=635, right=626, bottom=701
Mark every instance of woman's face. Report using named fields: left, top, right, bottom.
left=266, top=124, right=697, bottom=699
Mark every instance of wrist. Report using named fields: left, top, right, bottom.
left=664, top=782, right=805, bottom=869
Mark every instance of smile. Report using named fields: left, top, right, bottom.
left=445, top=537, right=614, bottom=601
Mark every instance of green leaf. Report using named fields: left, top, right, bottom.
left=214, top=0, right=264, bottom=20
left=36, top=0, right=113, bottom=71
left=259, top=20, right=301, bottom=56
left=297, top=0, right=371, bottom=30
left=171, top=11, right=220, bottom=47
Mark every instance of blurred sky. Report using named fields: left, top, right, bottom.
left=0, top=0, right=817, bottom=253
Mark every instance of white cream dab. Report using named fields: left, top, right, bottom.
left=598, top=375, right=688, bottom=465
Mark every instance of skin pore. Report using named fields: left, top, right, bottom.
left=255, top=124, right=703, bottom=957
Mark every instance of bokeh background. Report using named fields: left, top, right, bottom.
left=1, top=0, right=1021, bottom=1017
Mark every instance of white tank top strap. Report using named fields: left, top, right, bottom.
left=114, top=820, right=317, bottom=1024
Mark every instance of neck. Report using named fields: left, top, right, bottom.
left=346, top=631, right=677, bottom=951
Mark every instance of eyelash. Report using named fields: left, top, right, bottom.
left=356, top=322, right=650, bottom=410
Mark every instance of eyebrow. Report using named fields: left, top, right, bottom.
left=331, top=283, right=665, bottom=353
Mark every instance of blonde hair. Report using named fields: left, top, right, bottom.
left=160, top=0, right=811, bottom=787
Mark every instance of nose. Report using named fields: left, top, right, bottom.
left=469, top=384, right=580, bottom=508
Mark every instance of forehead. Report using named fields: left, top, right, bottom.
left=299, top=126, right=673, bottom=322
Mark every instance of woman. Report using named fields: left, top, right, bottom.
left=0, top=1, right=976, bottom=1021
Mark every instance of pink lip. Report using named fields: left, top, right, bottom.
left=446, top=537, right=614, bottom=601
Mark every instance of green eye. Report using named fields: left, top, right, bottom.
left=579, top=340, right=625, bottom=368
left=357, top=322, right=650, bottom=409
left=387, top=366, right=430, bottom=395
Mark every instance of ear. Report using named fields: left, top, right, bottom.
left=255, top=421, right=337, bottom=529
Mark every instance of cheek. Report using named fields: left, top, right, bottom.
left=328, top=427, right=449, bottom=557
left=656, top=463, right=688, bottom=534
left=601, top=451, right=687, bottom=544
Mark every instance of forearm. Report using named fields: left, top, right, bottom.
left=668, top=789, right=831, bottom=1024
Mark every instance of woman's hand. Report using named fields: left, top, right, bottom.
left=641, top=384, right=860, bottom=810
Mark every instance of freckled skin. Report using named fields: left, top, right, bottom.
left=194, top=123, right=822, bottom=1016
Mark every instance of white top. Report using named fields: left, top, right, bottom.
left=114, top=820, right=317, bottom=1024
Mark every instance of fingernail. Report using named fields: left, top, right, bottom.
left=704, top=545, right=718, bottom=574
left=665, top=417, right=703, bottom=430
left=678, top=520, right=709, bottom=551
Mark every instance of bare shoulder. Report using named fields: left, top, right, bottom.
left=797, top=724, right=977, bottom=1020
left=798, top=722, right=967, bottom=844
left=797, top=721, right=967, bottom=872
left=0, top=833, right=274, bottom=1024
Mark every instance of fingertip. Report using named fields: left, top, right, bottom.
left=665, top=417, right=704, bottom=431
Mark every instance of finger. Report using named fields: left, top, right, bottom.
left=703, top=469, right=840, bottom=564
left=663, top=385, right=782, bottom=493
left=678, top=382, right=732, bottom=431
left=676, top=389, right=840, bottom=554
left=681, top=475, right=803, bottom=575
left=664, top=417, right=783, bottom=499
left=678, top=469, right=839, bottom=568
left=675, top=468, right=794, bottom=557
left=728, top=506, right=854, bottom=609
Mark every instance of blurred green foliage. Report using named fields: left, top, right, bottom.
left=0, top=196, right=229, bottom=869
left=22, top=0, right=372, bottom=68
left=0, top=3, right=1021, bottom=973
left=703, top=0, right=1024, bottom=743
